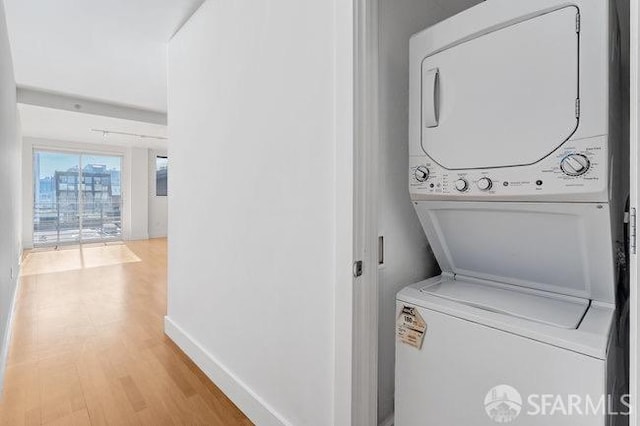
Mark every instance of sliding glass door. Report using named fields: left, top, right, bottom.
left=33, top=150, right=123, bottom=247
left=77, top=154, right=122, bottom=243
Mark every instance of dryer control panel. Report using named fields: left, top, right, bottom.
left=409, top=136, right=608, bottom=202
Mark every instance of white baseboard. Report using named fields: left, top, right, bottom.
left=126, top=234, right=149, bottom=241
left=148, top=231, right=167, bottom=239
left=0, top=268, right=21, bottom=395
left=164, top=316, right=290, bottom=426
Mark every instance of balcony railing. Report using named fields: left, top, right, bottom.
left=33, top=201, right=122, bottom=247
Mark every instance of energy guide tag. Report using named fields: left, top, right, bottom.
left=397, top=305, right=427, bottom=349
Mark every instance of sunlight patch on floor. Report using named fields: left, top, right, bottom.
left=21, top=243, right=142, bottom=276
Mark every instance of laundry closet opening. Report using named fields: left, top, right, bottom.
left=371, top=0, right=631, bottom=424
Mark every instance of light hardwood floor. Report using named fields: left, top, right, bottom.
left=0, top=239, right=252, bottom=425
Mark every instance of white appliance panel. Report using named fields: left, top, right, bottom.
left=410, top=135, right=609, bottom=202
left=395, top=302, right=607, bottom=426
left=414, top=201, right=616, bottom=303
left=420, top=6, right=579, bottom=170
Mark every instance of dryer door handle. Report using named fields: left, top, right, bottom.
left=423, top=67, right=439, bottom=128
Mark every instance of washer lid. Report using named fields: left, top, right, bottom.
left=420, top=6, right=579, bottom=169
left=420, top=278, right=589, bottom=329
left=414, top=201, right=616, bottom=304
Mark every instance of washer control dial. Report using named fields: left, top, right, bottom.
left=414, top=165, right=430, bottom=182
left=454, top=178, right=469, bottom=192
left=560, top=153, right=590, bottom=176
left=476, top=177, right=492, bottom=191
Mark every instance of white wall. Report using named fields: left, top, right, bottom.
left=376, top=0, right=483, bottom=422
left=129, top=146, right=149, bottom=240
left=0, top=0, right=21, bottom=391
left=166, top=1, right=353, bottom=425
left=148, top=149, right=167, bottom=238
left=21, top=137, right=151, bottom=247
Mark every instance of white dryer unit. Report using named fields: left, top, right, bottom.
left=397, top=0, right=626, bottom=425
left=408, top=0, right=622, bottom=203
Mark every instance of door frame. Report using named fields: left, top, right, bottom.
left=351, top=0, right=380, bottom=424
left=334, top=0, right=380, bottom=422
left=629, top=0, right=638, bottom=422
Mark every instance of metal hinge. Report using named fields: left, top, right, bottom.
left=576, top=12, right=581, bottom=33
left=631, top=208, right=637, bottom=255
left=575, top=98, right=580, bottom=118
left=353, top=260, right=363, bottom=278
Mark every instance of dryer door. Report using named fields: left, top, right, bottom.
left=421, top=6, right=579, bottom=170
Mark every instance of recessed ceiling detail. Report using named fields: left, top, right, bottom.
left=4, top=0, right=205, bottom=112
left=19, top=104, right=168, bottom=149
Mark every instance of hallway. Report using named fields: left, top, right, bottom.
left=0, top=239, right=251, bottom=425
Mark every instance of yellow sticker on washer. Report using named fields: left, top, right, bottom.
left=397, top=305, right=427, bottom=349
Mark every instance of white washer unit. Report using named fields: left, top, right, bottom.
left=397, top=0, right=625, bottom=425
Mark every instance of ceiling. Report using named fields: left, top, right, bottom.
left=19, top=104, right=168, bottom=149
left=4, top=0, right=205, bottom=112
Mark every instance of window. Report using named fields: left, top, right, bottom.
left=156, top=156, right=168, bottom=196
left=33, top=150, right=123, bottom=247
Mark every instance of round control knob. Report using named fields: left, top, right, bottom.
left=414, top=165, right=430, bottom=182
left=454, top=178, right=468, bottom=192
left=560, top=153, right=590, bottom=176
left=476, top=177, right=492, bottom=191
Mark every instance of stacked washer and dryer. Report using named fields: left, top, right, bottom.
left=396, top=0, right=627, bottom=425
